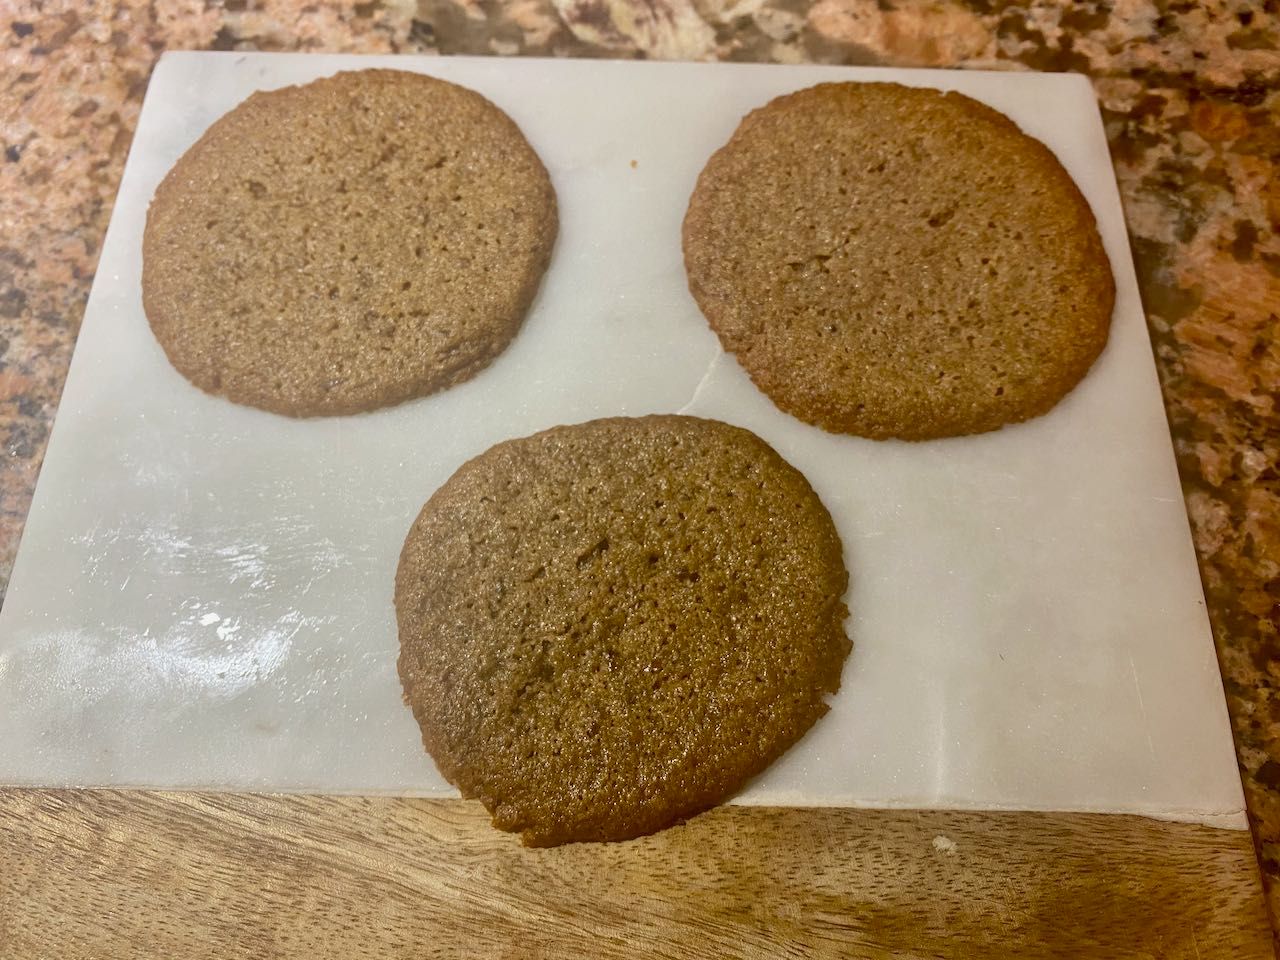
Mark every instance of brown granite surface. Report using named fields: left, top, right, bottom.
left=0, top=0, right=1277, bottom=939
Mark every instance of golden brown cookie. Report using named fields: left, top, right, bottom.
left=395, top=415, right=851, bottom=846
left=682, top=82, right=1115, bottom=441
left=143, top=69, right=557, bottom=417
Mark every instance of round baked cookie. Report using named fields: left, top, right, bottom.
left=395, top=415, right=851, bottom=846
left=143, top=69, right=557, bottom=417
left=682, top=82, right=1115, bottom=441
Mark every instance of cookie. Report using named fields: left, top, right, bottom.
left=395, top=415, right=851, bottom=846
left=682, top=82, right=1115, bottom=440
left=143, top=69, right=557, bottom=417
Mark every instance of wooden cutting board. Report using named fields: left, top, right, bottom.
left=0, top=792, right=1271, bottom=958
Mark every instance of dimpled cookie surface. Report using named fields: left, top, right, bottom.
left=683, top=82, right=1115, bottom=440
left=143, top=69, right=557, bottom=417
left=395, top=415, right=851, bottom=845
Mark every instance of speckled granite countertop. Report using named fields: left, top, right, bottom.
left=1, top=0, right=1277, bottom=936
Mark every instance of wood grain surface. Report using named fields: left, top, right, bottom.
left=0, top=791, right=1270, bottom=959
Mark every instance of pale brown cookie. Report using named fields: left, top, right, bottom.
left=683, top=82, right=1115, bottom=440
left=395, top=415, right=851, bottom=846
left=143, top=69, right=557, bottom=417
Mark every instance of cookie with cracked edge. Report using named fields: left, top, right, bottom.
left=143, top=69, right=557, bottom=417
left=682, top=82, right=1115, bottom=441
left=395, top=415, right=851, bottom=846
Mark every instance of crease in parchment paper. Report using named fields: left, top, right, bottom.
left=675, top=346, right=726, bottom=415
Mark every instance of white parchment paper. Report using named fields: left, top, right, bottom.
left=0, top=53, right=1245, bottom=828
